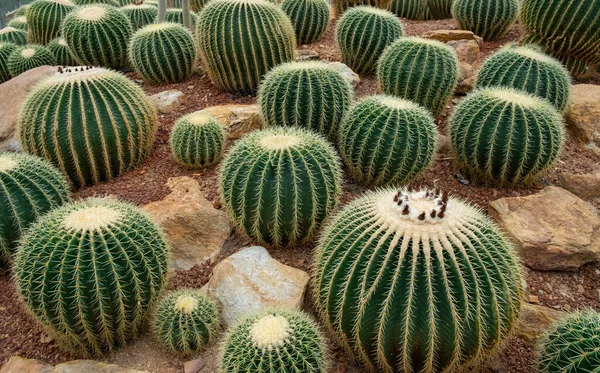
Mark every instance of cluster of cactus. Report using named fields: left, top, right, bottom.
left=8, top=16, right=28, bottom=31
left=281, top=0, right=330, bottom=45
left=196, top=0, right=296, bottom=93
left=120, top=3, right=158, bottom=30
left=332, top=0, right=391, bottom=17
left=18, top=67, right=158, bottom=189
left=450, top=87, right=565, bottom=186
left=377, top=37, right=459, bottom=116
left=0, top=153, right=69, bottom=265
left=169, top=112, right=226, bottom=168
left=47, top=37, right=77, bottom=65
left=0, top=27, right=27, bottom=45
left=8, top=45, right=56, bottom=77
left=475, top=44, right=572, bottom=112
left=257, top=61, right=353, bottom=140
left=338, top=95, right=438, bottom=186
left=451, top=0, right=519, bottom=41
left=14, top=198, right=169, bottom=356
left=219, top=309, right=329, bottom=373
left=26, top=0, right=75, bottom=45
left=130, top=23, right=197, bottom=84
left=390, top=0, right=452, bottom=19
left=313, top=187, right=523, bottom=373
left=164, top=8, right=198, bottom=29
left=220, top=127, right=342, bottom=247
left=61, top=4, right=133, bottom=69
left=0, top=43, right=17, bottom=83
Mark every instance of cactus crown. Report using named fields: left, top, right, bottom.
left=0, top=27, right=19, bottom=34
left=174, top=294, right=199, bottom=314
left=249, top=314, right=291, bottom=350
left=0, top=156, right=17, bottom=172
left=76, top=5, right=107, bottom=21
left=63, top=205, right=122, bottom=232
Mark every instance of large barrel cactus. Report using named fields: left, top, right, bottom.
left=26, top=0, right=75, bottom=45
left=220, top=127, right=342, bottom=247
left=450, top=87, right=565, bottom=186
left=427, top=0, right=453, bottom=18
left=8, top=16, right=28, bottom=31
left=313, top=187, right=523, bottom=373
left=169, top=112, right=226, bottom=168
left=377, top=37, right=458, bottom=117
left=336, top=6, right=404, bottom=75
left=281, top=0, right=330, bottom=45
left=0, top=43, right=17, bottom=83
left=18, top=67, right=158, bottom=189
left=47, top=37, right=77, bottom=65
left=14, top=198, right=169, bottom=356
left=0, top=153, right=69, bottom=264
left=196, top=0, right=296, bottom=93
left=8, top=44, right=56, bottom=77
left=120, top=3, right=158, bottom=31
left=0, top=27, right=27, bottom=45
left=451, top=0, right=519, bottom=41
left=332, top=0, right=391, bottom=17
left=164, top=8, right=198, bottom=29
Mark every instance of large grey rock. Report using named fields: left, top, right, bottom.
left=198, top=104, right=264, bottom=140
left=328, top=61, right=360, bottom=88
left=0, top=357, right=52, bottom=373
left=566, top=84, right=600, bottom=154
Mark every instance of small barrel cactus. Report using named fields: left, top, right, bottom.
left=475, top=44, right=572, bottom=112
left=153, top=289, right=220, bottom=356
left=390, top=0, right=432, bottom=19
left=14, top=198, right=169, bottom=356
left=220, top=127, right=342, bottom=247
left=338, top=95, right=438, bottom=186
left=197, top=0, right=296, bottom=93
left=130, top=23, right=197, bottom=84
left=451, top=0, right=519, bottom=41
left=336, top=6, right=404, bottom=75
left=0, top=27, right=27, bottom=45
left=8, top=16, right=28, bottom=31
left=219, top=309, right=329, bottom=373
left=258, top=61, right=353, bottom=140
left=26, top=0, right=76, bottom=45
left=0, top=153, right=69, bottom=264
left=61, top=4, right=133, bottom=69
left=281, top=0, right=330, bottom=45
left=8, top=44, right=56, bottom=77
left=18, top=67, right=158, bottom=188
left=538, top=310, right=600, bottom=373
left=450, top=87, right=565, bottom=186
left=0, top=43, right=17, bottom=83
left=164, top=8, right=198, bottom=29
left=332, top=0, right=391, bottom=17
left=377, top=37, right=459, bottom=117
left=120, top=3, right=158, bottom=31
left=169, top=112, right=226, bottom=168
left=47, top=37, right=77, bottom=65
left=313, top=187, right=523, bottom=373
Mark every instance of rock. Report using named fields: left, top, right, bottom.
left=143, top=177, right=231, bottom=271
left=489, top=186, right=600, bottom=271
left=328, top=61, right=360, bottom=88
left=558, top=168, right=600, bottom=199
left=422, top=29, right=483, bottom=44
left=437, top=134, right=451, bottom=154
left=183, top=358, right=206, bottom=373
left=198, top=104, right=263, bottom=140
left=566, top=84, right=600, bottom=154
left=516, top=303, right=563, bottom=342
left=0, top=356, right=53, bottom=373
left=447, top=39, right=480, bottom=65
left=149, top=89, right=184, bottom=114
left=0, top=65, right=57, bottom=152
left=54, top=361, right=148, bottom=373
left=206, top=246, right=310, bottom=326
left=295, top=49, right=320, bottom=62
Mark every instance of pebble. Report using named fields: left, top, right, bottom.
left=577, top=284, right=585, bottom=294
left=528, top=295, right=540, bottom=304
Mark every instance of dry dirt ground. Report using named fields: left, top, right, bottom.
left=1, top=17, right=599, bottom=373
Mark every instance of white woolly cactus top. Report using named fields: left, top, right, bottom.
left=0, top=156, right=18, bottom=173
left=12, top=16, right=27, bottom=24
left=57, top=38, right=68, bottom=46
left=273, top=60, right=339, bottom=73
left=20, top=48, right=36, bottom=58
left=122, top=3, right=156, bottom=8
left=137, top=22, right=178, bottom=33
left=376, top=94, right=422, bottom=110
left=174, top=295, right=200, bottom=314
left=484, top=86, right=552, bottom=108
left=76, top=5, right=107, bottom=21
left=249, top=314, right=291, bottom=350
left=184, top=112, right=219, bottom=126
left=63, top=206, right=123, bottom=232
left=0, top=27, right=19, bottom=34
left=260, top=134, right=301, bottom=150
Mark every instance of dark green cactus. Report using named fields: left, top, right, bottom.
left=390, top=0, right=432, bottom=20
left=0, top=27, right=27, bottom=45
left=164, top=8, right=198, bottom=29
left=196, top=0, right=296, bottom=93
left=450, top=87, right=565, bottom=186
left=451, top=0, right=519, bottom=41
left=281, top=0, right=330, bottom=45
left=332, top=0, right=391, bottom=17
left=313, top=187, right=523, bottom=373
left=18, top=67, right=158, bottom=189
left=8, top=16, right=28, bottom=31
left=336, top=6, right=404, bottom=75
left=72, top=0, right=119, bottom=5
left=427, top=0, right=453, bottom=18
left=220, top=127, right=342, bottom=247
left=377, top=37, right=459, bottom=116
left=169, top=112, right=226, bottom=168
left=0, top=43, right=17, bottom=83
left=8, top=44, right=56, bottom=77
left=26, top=0, right=75, bottom=45
left=15, top=198, right=169, bottom=356
left=47, top=37, right=77, bottom=65
left=171, top=0, right=210, bottom=11
left=257, top=61, right=353, bottom=140
left=120, top=3, right=158, bottom=31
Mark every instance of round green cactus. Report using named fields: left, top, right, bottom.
left=475, top=44, right=572, bottom=112
left=164, top=8, right=198, bottom=29
left=332, top=0, right=391, bottom=17
left=61, top=4, right=133, bottom=69
left=220, top=127, right=342, bottom=247
left=130, top=23, right=197, bottom=84
left=72, top=0, right=119, bottom=5
left=336, top=6, right=404, bottom=75
left=171, top=0, right=209, bottom=11
left=153, top=289, right=220, bottom=356
left=258, top=61, right=353, bottom=140
left=281, top=0, right=330, bottom=45
left=18, top=67, right=158, bottom=189
left=0, top=43, right=18, bottom=83
left=450, top=87, right=565, bottom=186
left=8, top=44, right=56, bottom=77
left=0, top=27, right=27, bottom=45
left=219, top=308, right=329, bottom=373
left=313, top=187, right=523, bottom=373
left=452, top=0, right=519, bottom=41
left=377, top=37, right=459, bottom=117
left=338, top=95, right=438, bottom=186
left=26, top=0, right=75, bottom=45
left=427, top=0, right=453, bottom=18
left=538, top=310, right=600, bottom=373
left=197, top=0, right=296, bottom=93
left=13, top=4, right=31, bottom=17
left=390, top=0, right=432, bottom=20
left=0, top=153, right=69, bottom=264
left=120, top=3, right=158, bottom=31
left=47, top=37, right=77, bottom=65
left=14, top=198, right=169, bottom=356
left=8, top=16, right=28, bottom=31
left=169, top=112, right=226, bottom=168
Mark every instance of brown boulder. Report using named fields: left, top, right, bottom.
left=516, top=303, right=563, bottom=342
left=566, top=84, right=600, bottom=154
left=198, top=104, right=264, bottom=140
left=0, top=357, right=52, bottom=373
left=558, top=168, right=600, bottom=200
left=422, top=30, right=483, bottom=44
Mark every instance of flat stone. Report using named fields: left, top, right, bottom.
left=183, top=358, right=206, bottom=373
left=149, top=89, right=184, bottom=114
left=516, top=303, right=563, bottom=342
left=422, top=29, right=483, bottom=44
left=558, top=168, right=600, bottom=200
left=54, top=361, right=148, bottom=373
left=0, top=356, right=53, bottom=373
left=198, top=104, right=263, bottom=140
left=295, top=50, right=320, bottom=61
left=328, top=61, right=360, bottom=88
left=566, top=84, right=600, bottom=155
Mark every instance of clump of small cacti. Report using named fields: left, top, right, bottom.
left=338, top=95, right=438, bottom=186
left=18, top=66, right=157, bottom=188
left=8, top=16, right=28, bottom=31
left=450, top=87, right=565, bottom=186
left=219, top=308, right=329, bottom=373
left=377, top=37, right=459, bottom=116
left=0, top=153, right=69, bottom=265
left=61, top=4, right=133, bottom=69
left=390, top=0, right=432, bottom=20
left=169, top=112, right=226, bottom=168
left=130, top=23, right=197, bottom=84
left=26, top=0, right=75, bottom=45
left=332, top=0, right=391, bottom=17
left=8, top=44, right=56, bottom=77
left=336, top=6, right=404, bottom=75
left=452, top=0, right=519, bottom=41
left=220, top=127, right=342, bottom=247
left=120, top=3, right=158, bottom=30
left=47, top=37, right=77, bottom=65
left=197, top=0, right=296, bottom=93
left=14, top=198, right=169, bottom=356
left=258, top=61, right=353, bottom=140
left=281, top=0, right=330, bottom=45
left=0, top=43, right=17, bottom=83
left=0, top=27, right=27, bottom=45
left=153, top=289, right=220, bottom=357
left=164, top=8, right=198, bottom=29
left=475, top=44, right=572, bottom=112
left=538, top=310, right=600, bottom=373
left=313, top=187, right=523, bottom=373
